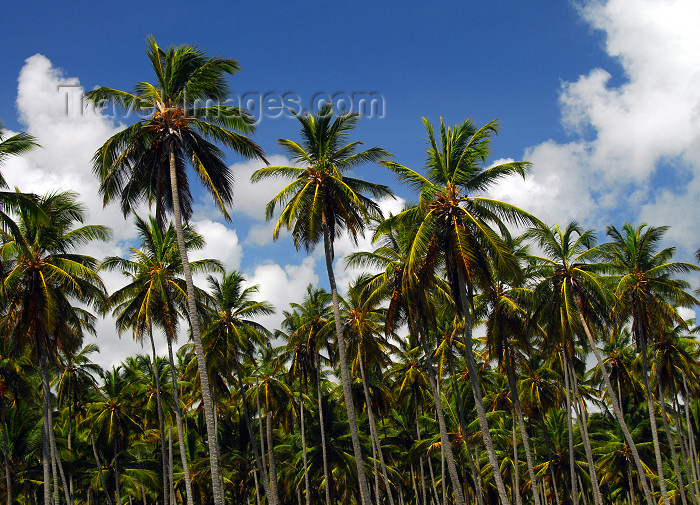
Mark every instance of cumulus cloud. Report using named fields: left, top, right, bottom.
left=190, top=219, right=243, bottom=271
left=229, top=154, right=296, bottom=221
left=489, top=0, right=700, bottom=253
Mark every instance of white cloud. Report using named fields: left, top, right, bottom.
left=229, top=154, right=295, bottom=221
left=490, top=0, right=700, bottom=249
left=190, top=219, right=243, bottom=271
left=245, top=257, right=319, bottom=331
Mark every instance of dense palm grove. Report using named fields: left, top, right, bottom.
left=1, top=38, right=699, bottom=505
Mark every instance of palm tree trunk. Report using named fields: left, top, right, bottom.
left=168, top=427, right=175, bottom=505
left=513, top=422, right=522, bottom=505
left=265, top=389, right=280, bottom=505
left=575, top=307, right=654, bottom=505
left=561, top=350, right=579, bottom=505
left=113, top=437, right=121, bottom=505
left=256, top=378, right=268, bottom=482
left=656, top=373, right=687, bottom=505
left=299, top=371, right=311, bottom=505
left=1, top=398, right=11, bottom=505
left=427, top=447, right=439, bottom=505
left=316, top=357, right=333, bottom=505
left=148, top=332, right=169, bottom=505
left=168, top=146, right=224, bottom=505
left=322, top=223, right=372, bottom=505
left=682, top=374, right=700, bottom=503
left=358, top=352, right=395, bottom=505
left=50, top=425, right=70, bottom=505
left=673, top=387, right=700, bottom=505
left=449, top=352, right=484, bottom=505
left=455, top=269, right=509, bottom=505
left=413, top=417, right=427, bottom=505
left=90, top=435, right=113, bottom=505
left=567, top=363, right=602, bottom=505
left=40, top=351, right=52, bottom=505
left=413, top=318, right=465, bottom=505
left=642, top=344, right=670, bottom=505
left=233, top=360, right=275, bottom=504
left=166, top=339, right=194, bottom=505
left=506, top=357, right=541, bottom=505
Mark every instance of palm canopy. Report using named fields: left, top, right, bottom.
left=85, top=36, right=266, bottom=224
left=602, top=223, right=699, bottom=350
left=1, top=191, right=109, bottom=360
left=381, top=117, right=537, bottom=312
left=102, top=214, right=221, bottom=343
left=0, top=120, right=39, bottom=189
left=251, top=103, right=394, bottom=252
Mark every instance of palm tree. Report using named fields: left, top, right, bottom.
left=603, top=223, right=700, bottom=505
left=525, top=222, right=654, bottom=505
left=103, top=214, right=222, bottom=505
left=252, top=103, right=393, bottom=505
left=86, top=37, right=266, bottom=505
left=203, top=270, right=277, bottom=504
left=1, top=191, right=108, bottom=505
left=382, top=117, right=535, bottom=505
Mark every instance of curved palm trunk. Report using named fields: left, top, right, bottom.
left=561, top=350, right=579, bottom=505
left=39, top=351, right=52, bottom=505
left=416, top=331, right=465, bottom=505
left=167, top=427, right=175, bottom=505
left=656, top=371, right=687, bottom=505
left=505, top=356, right=541, bottom=505
left=316, top=357, right=333, bottom=505
left=673, top=383, right=700, bottom=505
left=148, top=332, right=170, bottom=505
left=90, top=435, right=114, bottom=505
left=681, top=374, right=700, bottom=503
left=113, top=437, right=121, bottom=505
left=575, top=308, right=654, bottom=505
left=513, top=423, right=522, bottom=505
left=358, top=352, right=395, bottom=505
left=455, top=270, right=509, bottom=505
left=168, top=147, right=224, bottom=505
left=322, top=224, right=372, bottom=505
left=165, top=339, right=194, bottom=505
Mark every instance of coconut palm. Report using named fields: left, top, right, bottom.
left=103, top=214, right=222, bottom=505
left=526, top=222, right=655, bottom=505
left=0, top=191, right=108, bottom=505
left=203, top=270, right=277, bottom=504
left=382, top=117, right=535, bottom=505
left=251, top=102, right=393, bottom=504
left=86, top=37, right=266, bottom=505
left=603, top=223, right=700, bottom=505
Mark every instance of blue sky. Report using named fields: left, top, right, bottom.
left=1, top=0, right=699, bottom=365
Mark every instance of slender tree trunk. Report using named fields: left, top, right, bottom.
left=414, top=418, right=426, bottom=505
left=455, top=269, right=509, bottom=505
left=1, top=398, right=11, bottom=505
left=316, top=357, right=333, bottom=505
left=359, top=352, right=395, bottom=505
left=253, top=467, right=261, bottom=505
left=576, top=307, right=654, bottom=505
left=506, top=357, right=541, bottom=505
left=67, top=402, right=74, bottom=505
left=449, top=352, right=484, bottom=505
left=322, top=223, right=372, bottom=505
left=50, top=425, right=58, bottom=505
left=674, top=390, right=700, bottom=505
left=419, top=341, right=465, bottom=505
left=40, top=351, right=52, bottom=505
left=567, top=362, right=602, bottom=505
left=440, top=445, right=446, bottom=505
left=656, top=373, right=687, bottom=505
left=682, top=374, right=700, bottom=503
left=167, top=145, right=224, bottom=505
left=168, top=427, right=175, bottom=505
left=233, top=361, right=275, bottom=504
left=113, top=437, right=121, bottom=505
left=561, top=350, right=579, bottom=505
left=148, top=332, right=169, bottom=505
left=256, top=379, right=268, bottom=482
left=50, top=427, right=70, bottom=505
left=166, top=339, right=194, bottom=505
left=265, top=389, right=280, bottom=505
left=90, top=435, right=113, bottom=505
left=642, top=344, right=670, bottom=505
left=513, top=422, right=522, bottom=505
left=427, top=445, right=439, bottom=505
left=299, top=371, right=311, bottom=505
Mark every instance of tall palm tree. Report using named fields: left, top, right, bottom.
left=103, top=214, right=221, bottom=505
left=525, top=222, right=654, bottom=505
left=603, top=223, right=700, bottom=505
left=382, top=117, right=534, bottom=505
left=203, top=270, right=277, bottom=504
left=252, top=103, right=393, bottom=505
left=1, top=192, right=108, bottom=505
left=86, top=37, right=266, bottom=505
